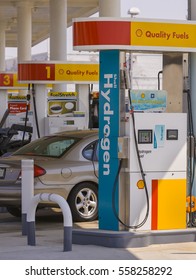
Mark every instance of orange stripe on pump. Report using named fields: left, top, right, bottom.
left=151, top=180, right=158, bottom=230
left=73, top=21, right=130, bottom=46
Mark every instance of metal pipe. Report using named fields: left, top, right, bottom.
left=27, top=193, right=72, bottom=251
left=21, top=159, right=34, bottom=235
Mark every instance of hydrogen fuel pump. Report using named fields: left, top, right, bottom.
left=111, top=68, right=187, bottom=231
left=98, top=50, right=188, bottom=232
left=73, top=16, right=196, bottom=235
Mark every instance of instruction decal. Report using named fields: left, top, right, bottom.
left=154, top=125, right=165, bottom=148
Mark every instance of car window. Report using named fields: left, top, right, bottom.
left=44, top=139, right=75, bottom=157
left=13, top=136, right=80, bottom=158
left=95, top=141, right=99, bottom=160
left=83, top=140, right=98, bottom=161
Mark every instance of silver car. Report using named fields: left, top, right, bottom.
left=0, top=130, right=99, bottom=222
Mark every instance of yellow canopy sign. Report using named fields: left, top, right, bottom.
left=131, top=21, right=196, bottom=50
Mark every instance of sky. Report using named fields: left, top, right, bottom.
left=121, top=0, right=187, bottom=20
left=5, top=0, right=188, bottom=59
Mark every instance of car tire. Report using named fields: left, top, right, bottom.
left=6, top=206, right=21, bottom=217
left=68, top=182, right=98, bottom=222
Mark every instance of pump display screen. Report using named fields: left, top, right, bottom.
left=138, top=130, right=153, bottom=144
left=167, top=129, right=178, bottom=140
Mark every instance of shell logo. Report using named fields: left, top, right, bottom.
left=137, top=180, right=145, bottom=189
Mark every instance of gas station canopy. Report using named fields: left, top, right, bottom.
left=0, top=0, right=99, bottom=47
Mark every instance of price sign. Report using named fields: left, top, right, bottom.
left=18, top=62, right=99, bottom=83
left=18, top=63, right=55, bottom=82
left=0, top=73, right=14, bottom=87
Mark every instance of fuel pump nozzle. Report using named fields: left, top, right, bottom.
left=120, top=68, right=131, bottom=90
left=21, top=88, right=31, bottom=145
left=32, top=84, right=40, bottom=138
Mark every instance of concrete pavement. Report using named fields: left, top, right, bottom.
left=0, top=229, right=196, bottom=260
left=0, top=211, right=196, bottom=260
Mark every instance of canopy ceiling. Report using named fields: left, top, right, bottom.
left=0, top=0, right=98, bottom=47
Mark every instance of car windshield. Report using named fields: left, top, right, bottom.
left=13, top=136, right=80, bottom=158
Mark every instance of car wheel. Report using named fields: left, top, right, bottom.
left=68, top=182, right=98, bottom=222
left=6, top=206, right=21, bottom=217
